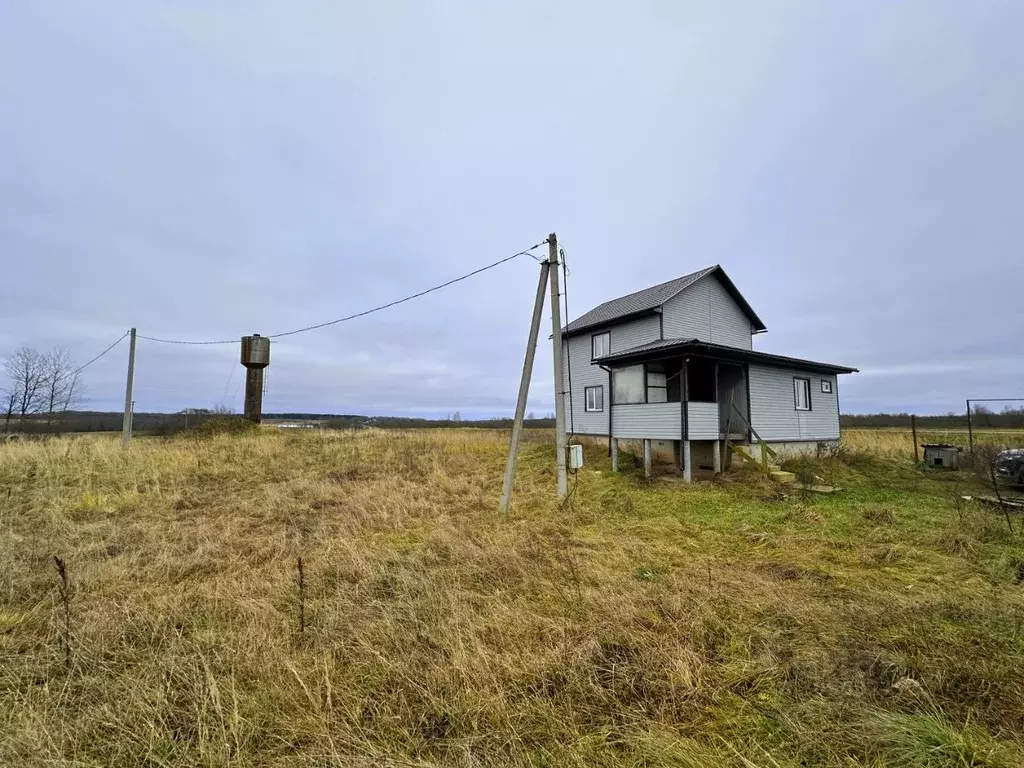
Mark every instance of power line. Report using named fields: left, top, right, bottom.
left=268, top=241, right=547, bottom=339
left=134, top=240, right=547, bottom=345
left=560, top=245, right=575, bottom=438
left=73, top=331, right=129, bottom=375
left=137, top=334, right=236, bottom=346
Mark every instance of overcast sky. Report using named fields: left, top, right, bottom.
left=1, top=2, right=1020, bottom=417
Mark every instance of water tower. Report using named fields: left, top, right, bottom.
left=240, top=334, right=270, bottom=422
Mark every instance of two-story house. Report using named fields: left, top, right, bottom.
left=561, top=265, right=857, bottom=480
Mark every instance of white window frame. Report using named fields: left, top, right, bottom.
left=820, top=379, right=833, bottom=394
left=794, top=377, right=811, bottom=411
left=584, top=385, right=604, bottom=412
left=591, top=332, right=610, bottom=360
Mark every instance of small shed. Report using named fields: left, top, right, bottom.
left=922, top=443, right=961, bottom=469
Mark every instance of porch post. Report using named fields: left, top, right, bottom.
left=683, top=440, right=692, bottom=483
left=643, top=439, right=652, bottom=478
left=712, top=439, right=721, bottom=474
left=611, top=438, right=619, bottom=472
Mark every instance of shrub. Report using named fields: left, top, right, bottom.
left=186, top=416, right=260, bottom=438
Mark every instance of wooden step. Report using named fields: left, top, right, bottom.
left=770, top=470, right=797, bottom=484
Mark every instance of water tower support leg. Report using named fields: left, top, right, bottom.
left=244, top=368, right=264, bottom=423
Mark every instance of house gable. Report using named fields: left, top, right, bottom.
left=662, top=271, right=755, bottom=350
left=563, top=265, right=764, bottom=343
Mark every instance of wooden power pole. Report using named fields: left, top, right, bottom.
left=548, top=233, right=568, bottom=499
left=121, top=327, right=136, bottom=449
left=499, top=260, right=551, bottom=513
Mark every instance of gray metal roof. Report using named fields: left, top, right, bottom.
left=598, top=337, right=858, bottom=374
left=601, top=338, right=698, bottom=355
left=562, top=265, right=766, bottom=336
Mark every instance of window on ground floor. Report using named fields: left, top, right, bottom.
left=794, top=377, right=811, bottom=410
left=612, top=365, right=645, bottom=404
left=584, top=385, right=604, bottom=412
left=645, top=360, right=682, bottom=403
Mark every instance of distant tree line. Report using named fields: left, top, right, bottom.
left=3, top=347, right=85, bottom=433
left=320, top=414, right=556, bottom=430
left=6, top=406, right=557, bottom=435
left=841, top=406, right=1024, bottom=429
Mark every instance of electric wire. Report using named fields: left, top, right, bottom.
left=72, top=331, right=130, bottom=375
left=221, top=355, right=237, bottom=404
left=133, top=240, right=546, bottom=345
left=560, top=246, right=575, bottom=438
left=558, top=243, right=580, bottom=514
left=268, top=241, right=547, bottom=339
left=137, top=334, right=236, bottom=345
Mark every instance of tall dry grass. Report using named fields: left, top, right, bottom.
left=2, top=428, right=1024, bottom=766
left=843, top=427, right=1024, bottom=461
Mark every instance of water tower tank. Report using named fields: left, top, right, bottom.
left=240, top=335, right=270, bottom=368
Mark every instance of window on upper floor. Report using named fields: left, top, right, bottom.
left=794, top=377, right=811, bottom=411
left=592, top=332, right=610, bottom=359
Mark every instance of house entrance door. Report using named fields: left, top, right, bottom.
left=717, top=364, right=748, bottom=438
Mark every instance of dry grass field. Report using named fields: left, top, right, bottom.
left=843, top=427, right=1024, bottom=461
left=3, top=427, right=1024, bottom=767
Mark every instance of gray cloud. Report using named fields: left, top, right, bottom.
left=1, top=1, right=1021, bottom=417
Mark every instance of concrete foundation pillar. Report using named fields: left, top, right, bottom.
left=683, top=440, right=692, bottom=483
left=643, top=439, right=652, bottom=478
left=611, top=438, right=619, bottom=472
left=713, top=440, right=722, bottom=474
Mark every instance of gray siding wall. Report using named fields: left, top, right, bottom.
left=687, top=402, right=720, bottom=439
left=562, top=334, right=608, bottom=436
left=561, top=315, right=661, bottom=436
left=662, top=275, right=753, bottom=349
left=612, top=403, right=682, bottom=440
left=748, top=365, right=840, bottom=442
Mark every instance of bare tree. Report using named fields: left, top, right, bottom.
left=61, top=368, right=83, bottom=412
left=42, top=347, right=79, bottom=426
left=4, top=347, right=46, bottom=430
left=2, top=387, right=17, bottom=433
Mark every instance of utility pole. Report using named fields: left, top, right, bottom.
left=121, top=327, right=137, bottom=449
left=499, top=260, right=551, bottom=514
left=548, top=233, right=568, bottom=499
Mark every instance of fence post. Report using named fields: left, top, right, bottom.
left=911, top=414, right=919, bottom=463
left=966, top=399, right=974, bottom=454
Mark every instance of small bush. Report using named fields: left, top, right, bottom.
left=186, top=416, right=260, bottom=438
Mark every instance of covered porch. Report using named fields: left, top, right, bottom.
left=602, top=344, right=752, bottom=481
left=596, top=337, right=857, bottom=481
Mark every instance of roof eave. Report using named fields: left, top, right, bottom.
left=598, top=339, right=857, bottom=374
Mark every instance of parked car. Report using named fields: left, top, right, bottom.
left=995, top=449, right=1024, bottom=486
